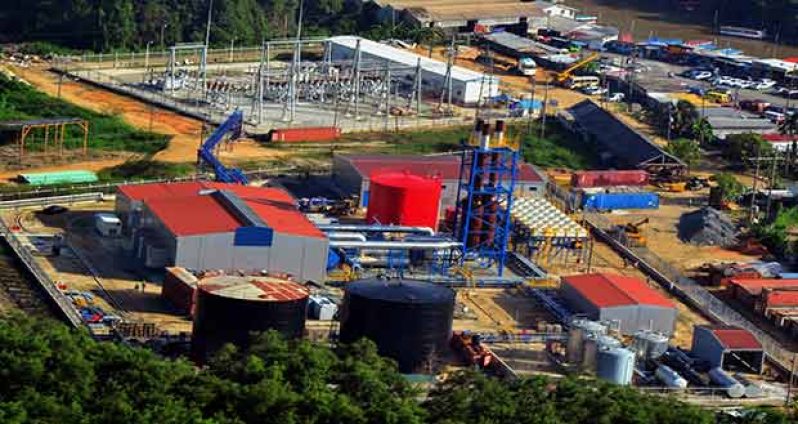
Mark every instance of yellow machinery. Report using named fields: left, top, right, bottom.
left=612, top=218, right=649, bottom=247
left=705, top=90, right=731, bottom=104
left=553, top=52, right=600, bottom=85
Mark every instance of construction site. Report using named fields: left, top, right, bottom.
left=4, top=0, right=798, bottom=410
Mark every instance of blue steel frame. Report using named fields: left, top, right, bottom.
left=454, top=145, right=519, bottom=276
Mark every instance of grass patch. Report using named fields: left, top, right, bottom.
left=97, top=160, right=194, bottom=181
left=0, top=74, right=168, bottom=154
left=336, top=122, right=598, bottom=170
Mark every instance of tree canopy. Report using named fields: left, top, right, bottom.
left=0, top=314, right=792, bottom=423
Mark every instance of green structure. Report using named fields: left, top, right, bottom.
left=19, top=170, right=99, bottom=186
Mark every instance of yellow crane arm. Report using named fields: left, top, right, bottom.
left=555, top=52, right=600, bottom=83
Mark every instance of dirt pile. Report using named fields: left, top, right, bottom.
left=678, top=207, right=738, bottom=247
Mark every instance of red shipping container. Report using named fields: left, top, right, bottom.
left=366, top=171, right=442, bottom=230
left=571, top=170, right=649, bottom=188
left=162, top=267, right=198, bottom=316
left=763, top=290, right=798, bottom=309
left=270, top=127, right=341, bottom=143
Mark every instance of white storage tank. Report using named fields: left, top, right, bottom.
left=568, top=319, right=607, bottom=364
left=655, top=364, right=688, bottom=389
left=596, top=347, right=635, bottom=385
left=708, top=367, right=745, bottom=399
left=583, top=334, right=621, bottom=371
left=95, top=213, right=122, bottom=237
left=634, top=330, right=669, bottom=361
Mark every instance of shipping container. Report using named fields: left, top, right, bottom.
left=571, top=170, right=649, bottom=188
left=582, top=192, right=659, bottom=211
left=270, top=127, right=341, bottom=143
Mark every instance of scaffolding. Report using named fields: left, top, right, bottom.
left=0, top=118, right=89, bottom=162
left=454, top=119, right=519, bottom=276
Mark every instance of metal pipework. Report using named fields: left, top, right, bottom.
left=317, top=224, right=435, bottom=236
left=326, top=232, right=367, bottom=242
left=328, top=239, right=462, bottom=250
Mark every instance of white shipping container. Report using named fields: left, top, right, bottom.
left=95, top=213, right=122, bottom=237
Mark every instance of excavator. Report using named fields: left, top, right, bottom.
left=610, top=218, right=649, bottom=247
left=552, top=52, right=600, bottom=86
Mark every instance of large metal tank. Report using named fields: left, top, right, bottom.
left=708, top=367, right=745, bottom=399
left=567, top=319, right=608, bottom=365
left=655, top=364, right=688, bottom=389
left=366, top=172, right=442, bottom=230
left=596, top=347, right=635, bottom=385
left=339, top=278, right=455, bottom=373
left=633, top=330, right=669, bottom=361
left=192, top=275, right=310, bottom=360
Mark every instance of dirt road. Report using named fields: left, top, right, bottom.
left=6, top=65, right=285, bottom=169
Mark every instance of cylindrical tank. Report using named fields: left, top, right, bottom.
left=339, top=278, right=455, bottom=373
left=366, top=172, right=442, bottom=230
left=708, top=367, right=745, bottom=399
left=633, top=330, right=669, bottom=361
left=192, top=275, right=310, bottom=360
left=567, top=319, right=607, bottom=364
left=655, top=365, right=688, bottom=389
left=596, top=347, right=635, bottom=385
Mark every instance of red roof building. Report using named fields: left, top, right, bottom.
left=560, top=273, right=677, bottom=335
left=115, top=182, right=328, bottom=282
left=332, top=153, right=547, bottom=208
left=729, top=278, right=798, bottom=297
left=691, top=325, right=764, bottom=373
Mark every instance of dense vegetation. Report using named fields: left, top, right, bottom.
left=754, top=206, right=798, bottom=256
left=5, top=314, right=793, bottom=423
left=0, top=74, right=168, bottom=154
left=0, top=0, right=416, bottom=52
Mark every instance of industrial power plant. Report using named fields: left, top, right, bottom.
left=5, top=3, right=798, bottom=409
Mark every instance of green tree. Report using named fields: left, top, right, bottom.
left=714, top=172, right=746, bottom=201
left=725, top=133, right=773, bottom=166
left=665, top=138, right=701, bottom=166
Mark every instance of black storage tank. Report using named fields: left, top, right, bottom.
left=339, top=278, right=455, bottom=373
left=192, top=275, right=309, bottom=360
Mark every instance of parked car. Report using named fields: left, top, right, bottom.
left=41, top=205, right=68, bottom=215
left=581, top=86, right=607, bottom=96
left=754, top=79, right=776, bottom=90
left=606, top=92, right=625, bottom=102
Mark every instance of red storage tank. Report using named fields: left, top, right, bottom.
left=571, top=170, right=649, bottom=188
left=366, top=171, right=442, bottom=230
left=270, top=127, right=341, bottom=143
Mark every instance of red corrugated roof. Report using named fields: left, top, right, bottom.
left=710, top=326, right=762, bottom=350
left=563, top=273, right=675, bottom=308
left=119, top=182, right=323, bottom=238
left=342, top=154, right=544, bottom=182
left=729, top=278, right=798, bottom=296
left=761, top=133, right=798, bottom=143
left=765, top=290, right=798, bottom=307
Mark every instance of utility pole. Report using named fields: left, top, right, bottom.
left=527, top=75, right=537, bottom=135
left=205, top=0, right=214, bottom=49
left=749, top=143, right=762, bottom=225
left=539, top=81, right=549, bottom=140
left=229, top=38, right=236, bottom=63
left=766, top=153, right=779, bottom=220
left=145, top=41, right=152, bottom=70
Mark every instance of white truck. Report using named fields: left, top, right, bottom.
left=517, top=57, right=537, bottom=76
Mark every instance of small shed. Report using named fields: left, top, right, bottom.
left=691, top=325, right=764, bottom=374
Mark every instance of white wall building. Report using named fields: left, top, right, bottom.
left=327, top=36, right=500, bottom=105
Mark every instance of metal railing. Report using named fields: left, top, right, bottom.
left=0, top=218, right=82, bottom=327
left=583, top=211, right=795, bottom=370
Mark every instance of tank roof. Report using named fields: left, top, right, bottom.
left=198, top=275, right=309, bottom=302
left=346, top=279, right=454, bottom=304
left=370, top=171, right=442, bottom=188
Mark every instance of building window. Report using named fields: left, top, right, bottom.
left=529, top=187, right=537, bottom=192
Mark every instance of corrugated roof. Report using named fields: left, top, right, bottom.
left=764, top=290, right=798, bottom=307
left=199, top=275, right=309, bottom=302
left=339, top=153, right=544, bottom=182
left=729, top=278, right=798, bottom=296
left=564, top=100, right=685, bottom=169
left=563, top=273, right=675, bottom=308
left=119, top=182, right=323, bottom=238
left=328, top=36, right=495, bottom=83
left=705, top=326, right=763, bottom=350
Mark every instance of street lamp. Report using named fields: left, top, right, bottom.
left=145, top=41, right=153, bottom=69
left=160, top=22, right=169, bottom=50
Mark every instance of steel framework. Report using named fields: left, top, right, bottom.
left=454, top=124, right=519, bottom=276
left=0, top=118, right=89, bottom=162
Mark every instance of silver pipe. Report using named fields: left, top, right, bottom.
left=317, top=224, right=435, bottom=236
left=326, top=232, right=367, bottom=242
left=329, top=240, right=462, bottom=250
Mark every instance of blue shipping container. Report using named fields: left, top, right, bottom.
left=582, top=192, right=659, bottom=211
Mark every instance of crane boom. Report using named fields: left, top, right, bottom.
left=197, top=110, right=249, bottom=184
left=554, top=52, right=600, bottom=84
